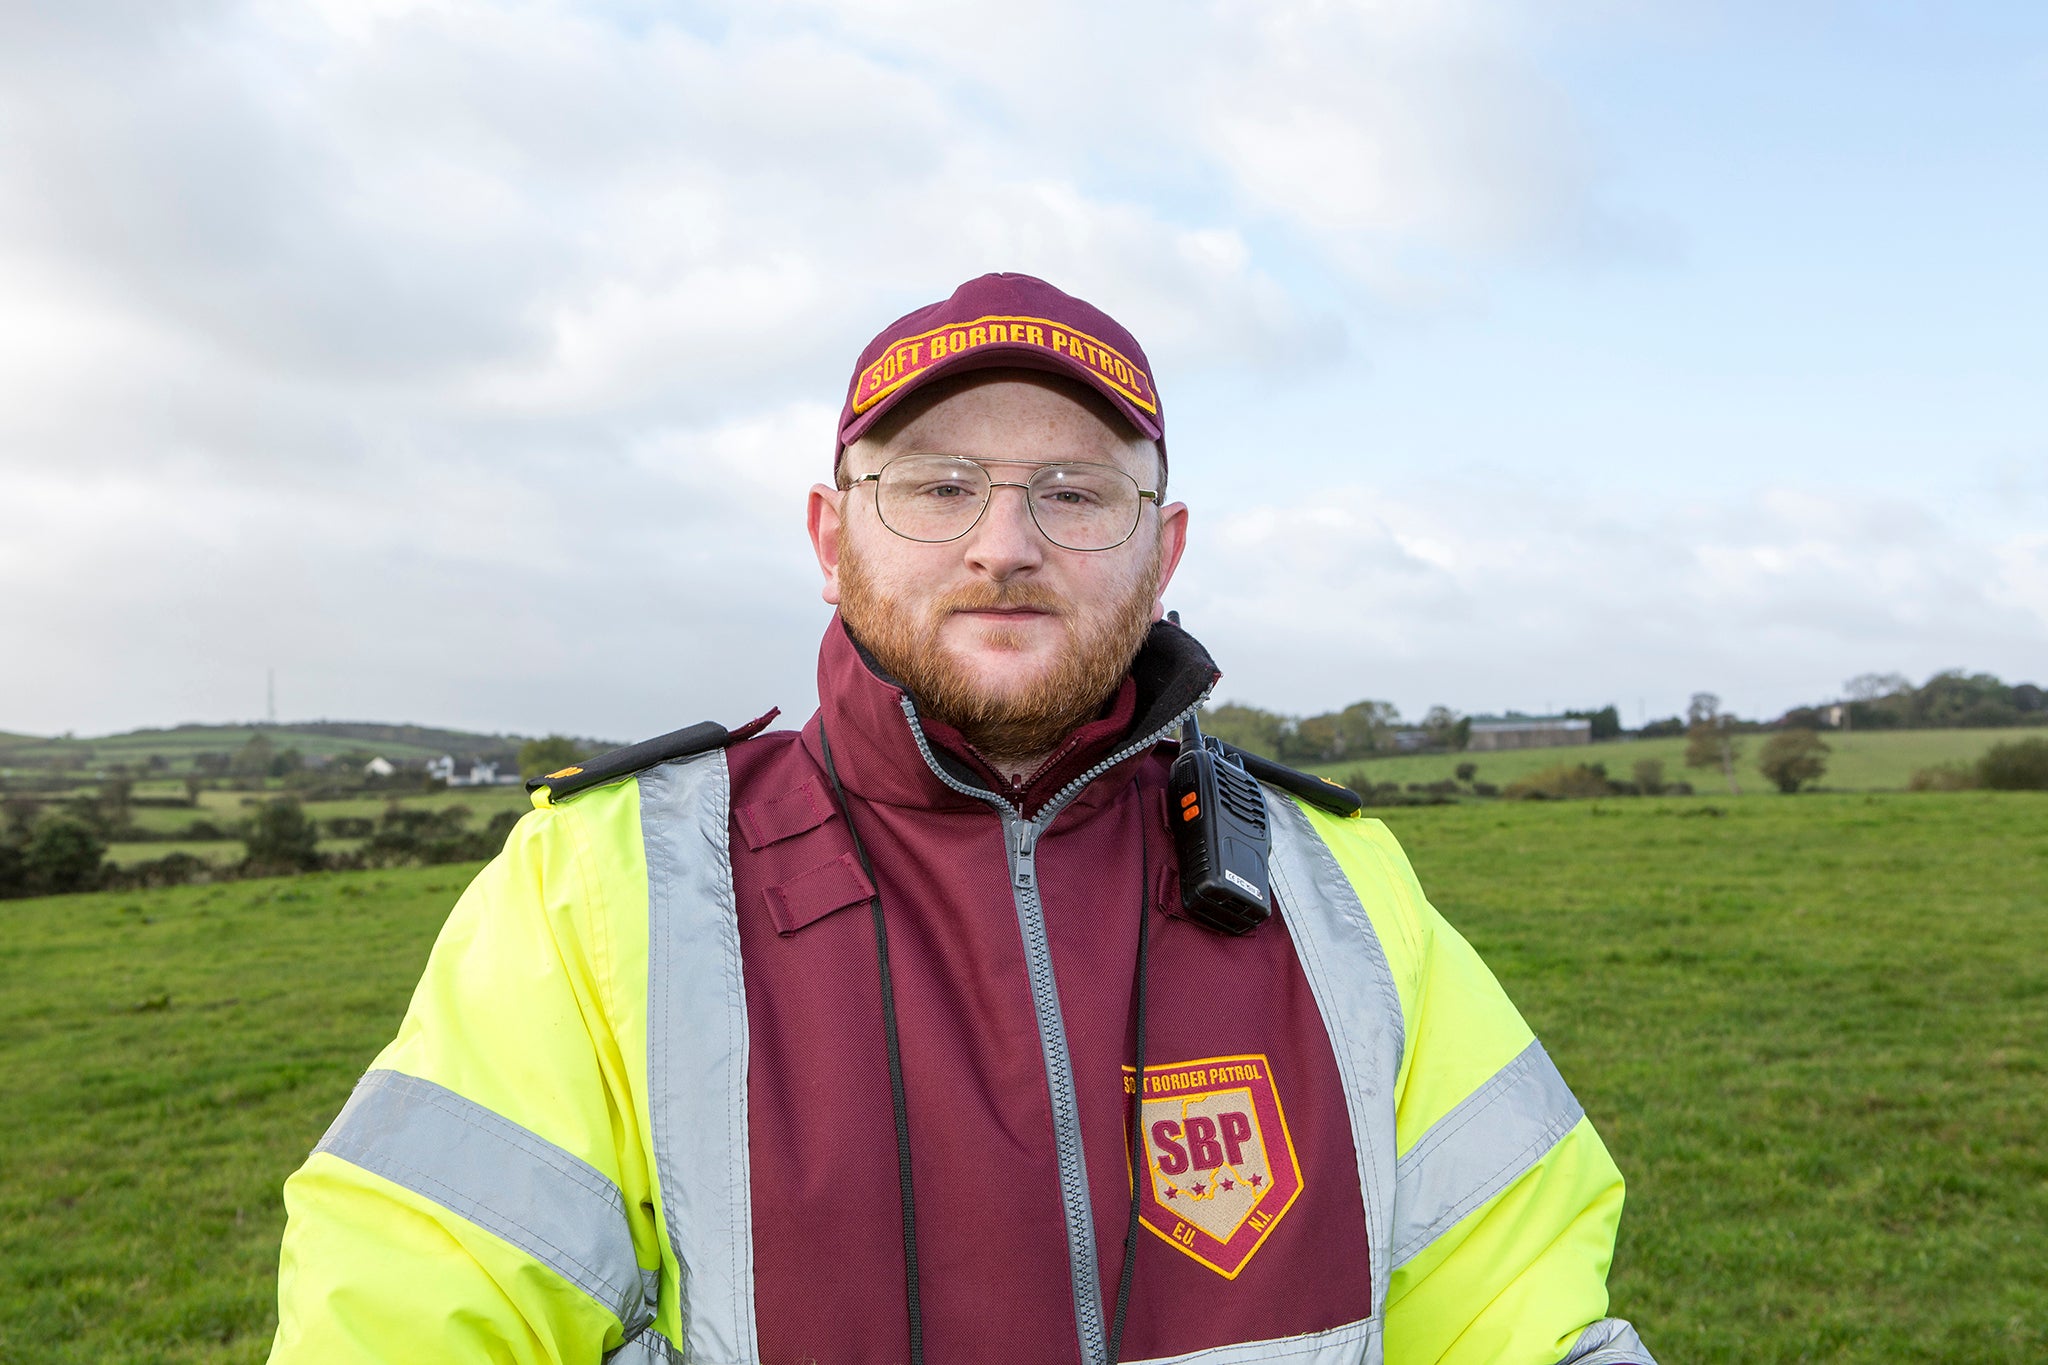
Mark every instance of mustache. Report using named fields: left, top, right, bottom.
left=932, top=582, right=1066, bottom=615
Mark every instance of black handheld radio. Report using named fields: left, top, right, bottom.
left=1167, top=707, right=1274, bottom=935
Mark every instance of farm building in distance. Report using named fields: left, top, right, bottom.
left=426, top=755, right=521, bottom=787
left=1466, top=715, right=1593, bottom=752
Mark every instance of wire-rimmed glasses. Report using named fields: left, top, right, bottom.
left=846, top=454, right=1160, bottom=552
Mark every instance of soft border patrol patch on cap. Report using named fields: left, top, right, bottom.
left=1124, top=1053, right=1303, bottom=1278
left=851, top=313, right=1159, bottom=417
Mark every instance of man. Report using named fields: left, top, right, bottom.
left=271, top=273, right=1655, bottom=1365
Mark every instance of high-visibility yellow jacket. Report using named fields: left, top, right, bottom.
left=272, top=621, right=1654, bottom=1365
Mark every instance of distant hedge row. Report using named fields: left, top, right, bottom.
left=0, top=797, right=525, bottom=900
left=1909, top=738, right=2048, bottom=792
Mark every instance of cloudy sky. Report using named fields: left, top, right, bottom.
left=4, top=1, right=2044, bottom=742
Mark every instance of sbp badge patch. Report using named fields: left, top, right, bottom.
left=1124, top=1053, right=1304, bottom=1278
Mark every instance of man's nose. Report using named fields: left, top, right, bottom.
left=963, top=481, right=1046, bottom=577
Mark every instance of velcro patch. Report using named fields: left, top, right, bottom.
left=736, top=777, right=835, bottom=851
left=1125, top=1053, right=1303, bottom=1279
left=763, top=852, right=875, bottom=936
left=852, top=314, right=1158, bottom=417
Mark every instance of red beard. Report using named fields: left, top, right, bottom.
left=837, top=538, right=1160, bottom=769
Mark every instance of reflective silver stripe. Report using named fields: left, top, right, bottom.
left=1264, top=797, right=1401, bottom=1365
left=1126, top=1315, right=1376, bottom=1364
left=1390, top=1038, right=1584, bottom=1266
left=605, top=1327, right=688, bottom=1364
left=638, top=1267, right=661, bottom=1321
left=641, top=754, right=759, bottom=1365
left=1557, top=1316, right=1658, bottom=1365
left=315, top=1068, right=650, bottom=1329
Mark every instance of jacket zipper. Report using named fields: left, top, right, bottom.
left=895, top=690, right=1210, bottom=1365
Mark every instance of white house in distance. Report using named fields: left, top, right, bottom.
left=1465, top=715, right=1593, bottom=752
left=362, top=756, right=397, bottom=778
left=426, top=755, right=521, bottom=787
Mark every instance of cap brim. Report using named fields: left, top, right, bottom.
left=838, top=343, right=1164, bottom=453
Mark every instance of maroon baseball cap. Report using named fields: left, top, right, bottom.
left=836, top=272, right=1165, bottom=471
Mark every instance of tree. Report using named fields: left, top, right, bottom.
left=1844, top=672, right=1911, bottom=701
left=1422, top=706, right=1469, bottom=751
left=61, top=791, right=111, bottom=836
left=244, top=797, right=322, bottom=871
left=24, top=816, right=106, bottom=895
left=1335, top=700, right=1402, bottom=755
left=99, top=776, right=135, bottom=831
left=1632, top=758, right=1666, bottom=795
left=1289, top=712, right=1346, bottom=763
left=1198, top=704, right=1287, bottom=758
left=1283, top=701, right=1402, bottom=764
left=0, top=838, right=25, bottom=899
left=1977, top=738, right=2048, bottom=791
left=1758, top=730, right=1830, bottom=793
left=230, top=733, right=276, bottom=779
left=518, top=735, right=591, bottom=782
left=2, top=797, right=37, bottom=839
left=1565, top=705, right=1622, bottom=741
left=1684, top=692, right=1743, bottom=795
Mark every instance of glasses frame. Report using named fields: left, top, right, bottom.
left=846, top=453, right=1162, bottom=552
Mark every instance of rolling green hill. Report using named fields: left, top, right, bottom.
left=1304, top=726, right=2037, bottom=795
left=0, top=720, right=596, bottom=775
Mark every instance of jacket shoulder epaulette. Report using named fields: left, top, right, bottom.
left=528, top=710, right=780, bottom=803
left=1216, top=742, right=1365, bottom=818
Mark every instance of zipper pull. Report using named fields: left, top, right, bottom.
left=1012, top=823, right=1037, bottom=890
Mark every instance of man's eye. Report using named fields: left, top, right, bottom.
left=915, top=482, right=974, bottom=499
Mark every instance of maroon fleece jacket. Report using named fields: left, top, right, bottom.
left=724, top=618, right=1374, bottom=1364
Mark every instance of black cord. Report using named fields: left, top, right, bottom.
left=1107, top=797, right=1151, bottom=1363
left=817, top=723, right=924, bottom=1365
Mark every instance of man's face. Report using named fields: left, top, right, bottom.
left=808, top=373, right=1189, bottom=768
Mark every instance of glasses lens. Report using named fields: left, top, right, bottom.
left=1028, top=463, right=1141, bottom=550
left=875, top=455, right=991, bottom=542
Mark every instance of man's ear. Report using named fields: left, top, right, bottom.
left=807, top=483, right=846, bottom=606
left=1150, top=500, right=1190, bottom=616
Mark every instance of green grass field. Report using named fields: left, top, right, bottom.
left=1306, top=726, right=2039, bottom=794
left=103, top=839, right=370, bottom=869
left=116, top=787, right=530, bottom=837
left=1, top=866, right=469, bottom=1364
left=2, top=794, right=2044, bottom=1362
left=1379, top=793, right=2048, bottom=1361
left=102, top=841, right=249, bottom=868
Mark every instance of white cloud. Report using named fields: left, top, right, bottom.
left=1175, top=480, right=2048, bottom=724
left=728, top=0, right=1625, bottom=292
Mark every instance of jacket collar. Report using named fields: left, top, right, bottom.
left=801, top=615, right=1219, bottom=819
